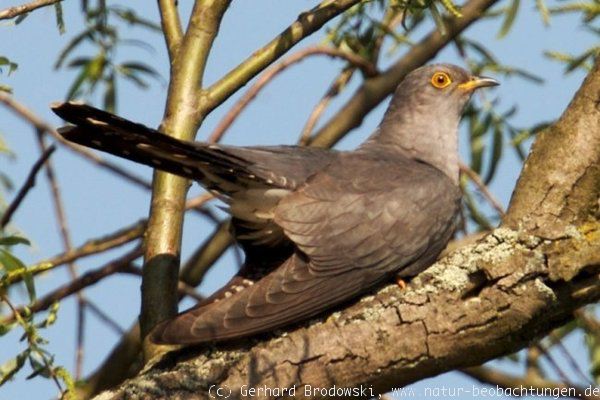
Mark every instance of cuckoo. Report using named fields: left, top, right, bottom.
left=52, top=63, right=498, bottom=344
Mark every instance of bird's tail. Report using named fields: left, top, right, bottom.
left=51, top=101, right=251, bottom=183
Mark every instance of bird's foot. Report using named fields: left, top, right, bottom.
left=395, top=276, right=407, bottom=290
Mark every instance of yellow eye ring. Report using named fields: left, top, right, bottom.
left=431, top=72, right=452, bottom=89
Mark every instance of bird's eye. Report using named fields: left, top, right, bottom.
left=431, top=72, right=452, bottom=89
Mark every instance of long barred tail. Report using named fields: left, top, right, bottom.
left=51, top=101, right=252, bottom=185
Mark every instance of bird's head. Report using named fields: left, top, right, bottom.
left=373, top=63, right=499, bottom=183
left=388, top=63, right=499, bottom=118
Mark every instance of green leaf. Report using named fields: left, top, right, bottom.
left=470, top=112, right=492, bottom=174
left=14, top=13, right=29, bottom=24
left=0, top=350, right=29, bottom=385
left=55, top=366, right=75, bottom=392
left=66, top=57, right=92, bottom=68
left=0, top=249, right=25, bottom=272
left=535, top=0, right=551, bottom=26
left=103, top=74, right=116, bottom=112
left=484, top=121, right=504, bottom=184
left=464, top=40, right=498, bottom=64
left=26, top=353, right=51, bottom=379
left=0, top=236, right=31, bottom=246
left=65, top=67, right=89, bottom=100
left=429, top=2, right=447, bottom=36
left=0, top=250, right=36, bottom=303
left=497, top=0, right=520, bottom=39
left=110, top=7, right=161, bottom=31
left=439, top=0, right=462, bottom=18
left=461, top=178, right=493, bottom=231
left=54, top=28, right=95, bottom=69
left=54, top=2, right=65, bottom=34
left=0, top=321, right=15, bottom=337
left=0, top=57, right=18, bottom=76
left=119, top=62, right=160, bottom=80
left=36, top=302, right=59, bottom=329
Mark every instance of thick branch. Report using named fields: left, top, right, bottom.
left=95, top=226, right=600, bottom=400
left=504, top=58, right=600, bottom=239
left=140, top=0, right=231, bottom=344
left=92, top=50, right=600, bottom=400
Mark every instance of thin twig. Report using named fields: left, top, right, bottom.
left=185, top=192, right=214, bottom=210
left=1, top=247, right=143, bottom=325
left=208, top=46, right=377, bottom=143
left=85, top=299, right=125, bottom=335
left=0, top=0, right=62, bottom=20
left=534, top=343, right=574, bottom=386
left=5, top=193, right=212, bottom=288
left=463, top=365, right=596, bottom=400
left=548, top=328, right=594, bottom=385
left=459, top=161, right=505, bottom=216
left=36, top=131, right=86, bottom=379
left=5, top=220, right=146, bottom=287
left=299, top=67, right=355, bottom=145
left=0, top=92, right=151, bottom=190
left=205, top=0, right=365, bottom=112
left=0, top=145, right=55, bottom=228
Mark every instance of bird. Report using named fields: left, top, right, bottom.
left=51, top=63, right=498, bottom=345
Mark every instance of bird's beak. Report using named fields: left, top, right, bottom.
left=458, top=76, right=500, bottom=92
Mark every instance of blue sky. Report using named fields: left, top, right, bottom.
left=0, top=1, right=596, bottom=398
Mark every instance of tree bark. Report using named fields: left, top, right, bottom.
left=93, top=60, right=600, bottom=400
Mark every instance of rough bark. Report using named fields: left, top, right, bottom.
left=93, top=60, right=600, bottom=400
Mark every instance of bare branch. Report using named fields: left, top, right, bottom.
left=1, top=247, right=143, bottom=325
left=158, top=0, right=183, bottom=60
left=459, top=161, right=506, bottom=216
left=204, top=0, right=365, bottom=112
left=0, top=92, right=151, bottom=190
left=299, top=67, right=355, bottom=145
left=463, top=366, right=596, bottom=400
left=36, top=131, right=87, bottom=378
left=85, top=299, right=125, bottom=335
left=208, top=46, right=376, bottom=143
left=0, top=145, right=55, bottom=228
left=0, top=0, right=61, bottom=21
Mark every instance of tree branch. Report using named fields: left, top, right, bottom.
left=208, top=45, right=376, bottom=143
left=309, top=0, right=500, bottom=148
left=204, top=0, right=364, bottom=113
left=158, top=0, right=183, bottom=61
left=463, top=366, right=596, bottom=400
left=0, top=0, right=61, bottom=20
left=140, top=0, right=231, bottom=345
left=0, top=92, right=151, bottom=190
left=0, top=145, right=55, bottom=228
left=91, top=53, right=600, bottom=400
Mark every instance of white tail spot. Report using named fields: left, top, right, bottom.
left=86, top=117, right=109, bottom=126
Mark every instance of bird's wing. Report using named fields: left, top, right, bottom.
left=52, top=102, right=333, bottom=252
left=152, top=153, right=461, bottom=343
